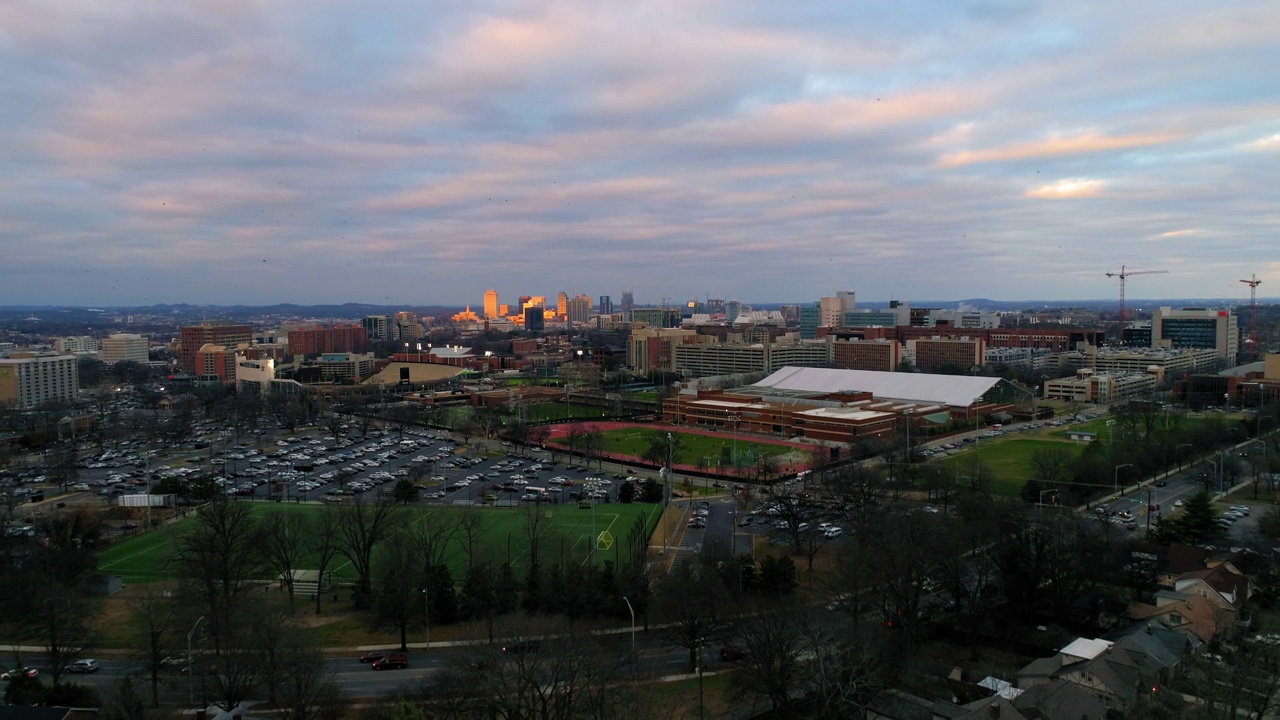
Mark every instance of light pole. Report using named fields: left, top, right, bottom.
left=622, top=596, right=635, bottom=654
left=187, top=615, right=204, bottom=707
left=1037, top=488, right=1058, bottom=518
left=696, top=636, right=706, bottom=720
left=729, top=412, right=740, bottom=478
left=422, top=586, right=430, bottom=652
left=1175, top=443, right=1193, bottom=472
left=1205, top=455, right=1222, bottom=493
left=1114, top=463, right=1133, bottom=495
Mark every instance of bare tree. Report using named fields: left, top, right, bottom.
left=373, top=531, right=423, bottom=651
left=275, top=629, right=348, bottom=720
left=170, top=498, right=264, bottom=650
left=336, top=494, right=401, bottom=609
left=310, top=505, right=342, bottom=615
left=456, top=507, right=485, bottom=569
left=323, top=414, right=345, bottom=448
left=260, top=510, right=308, bottom=613
left=653, top=561, right=732, bottom=671
left=528, top=424, right=551, bottom=460
left=200, top=624, right=261, bottom=712
left=131, top=585, right=181, bottom=707
left=726, top=603, right=809, bottom=713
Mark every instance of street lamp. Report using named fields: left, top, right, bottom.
left=1175, top=443, right=1193, bottom=472
left=422, top=586, right=430, bottom=652
left=1114, top=463, right=1134, bottom=495
left=622, top=596, right=635, bottom=654
left=187, top=616, right=204, bottom=707
left=728, top=412, right=740, bottom=477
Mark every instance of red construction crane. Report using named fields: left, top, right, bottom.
left=1240, top=274, right=1262, bottom=358
left=1105, top=265, right=1168, bottom=336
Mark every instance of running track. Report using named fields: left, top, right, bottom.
left=541, top=421, right=816, bottom=475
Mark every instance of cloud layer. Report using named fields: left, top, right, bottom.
left=1, top=0, right=1277, bottom=306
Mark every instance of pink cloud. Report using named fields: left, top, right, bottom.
left=940, top=131, right=1178, bottom=168
left=1025, top=178, right=1105, bottom=199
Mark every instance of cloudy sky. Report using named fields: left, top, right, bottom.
left=2, top=1, right=1277, bottom=308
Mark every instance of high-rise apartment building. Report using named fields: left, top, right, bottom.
left=620, top=290, right=634, bottom=317
left=287, top=325, right=366, bottom=357
left=180, top=323, right=253, bottom=375
left=484, top=289, right=499, bottom=319
left=363, top=315, right=391, bottom=341
left=0, top=354, right=79, bottom=408
left=101, top=334, right=149, bottom=365
left=556, top=292, right=569, bottom=318
left=566, top=294, right=592, bottom=324
left=832, top=338, right=900, bottom=372
left=908, top=337, right=986, bottom=373
left=726, top=300, right=742, bottom=323
left=54, top=336, right=99, bottom=354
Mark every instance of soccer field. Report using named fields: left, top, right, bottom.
left=95, top=501, right=662, bottom=585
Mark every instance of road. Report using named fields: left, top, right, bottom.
left=7, top=632, right=717, bottom=703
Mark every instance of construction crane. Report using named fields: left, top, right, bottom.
left=1240, top=274, right=1262, bottom=358
left=1105, top=265, right=1168, bottom=337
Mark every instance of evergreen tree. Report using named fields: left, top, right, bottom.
left=1157, top=490, right=1222, bottom=545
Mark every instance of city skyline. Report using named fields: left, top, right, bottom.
left=1, top=2, right=1276, bottom=306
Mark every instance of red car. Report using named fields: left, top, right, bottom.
left=371, top=652, right=408, bottom=670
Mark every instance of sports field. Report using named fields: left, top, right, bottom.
left=597, top=427, right=795, bottom=468
left=935, top=438, right=1084, bottom=497
left=96, top=500, right=662, bottom=585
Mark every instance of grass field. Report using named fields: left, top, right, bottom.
left=96, top=500, right=663, bottom=586
left=595, top=427, right=797, bottom=468
left=935, top=438, right=1084, bottom=496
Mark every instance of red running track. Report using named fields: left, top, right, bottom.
left=541, top=421, right=817, bottom=475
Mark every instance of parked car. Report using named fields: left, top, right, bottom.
left=371, top=652, right=409, bottom=670
left=65, top=659, right=99, bottom=674
left=0, top=666, right=39, bottom=680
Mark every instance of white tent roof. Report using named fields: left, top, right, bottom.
left=751, top=366, right=1002, bottom=408
left=1060, top=637, right=1113, bottom=661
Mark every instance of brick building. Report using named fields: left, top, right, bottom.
left=832, top=338, right=901, bottom=372
left=180, top=323, right=253, bottom=375
left=287, top=324, right=366, bottom=357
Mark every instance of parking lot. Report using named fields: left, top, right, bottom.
left=60, top=425, right=635, bottom=508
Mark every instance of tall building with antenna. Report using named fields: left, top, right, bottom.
left=620, top=290, right=634, bottom=319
